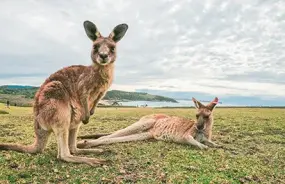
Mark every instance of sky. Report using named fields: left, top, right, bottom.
left=0, top=0, right=285, bottom=105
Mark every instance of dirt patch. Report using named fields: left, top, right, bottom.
left=238, top=175, right=262, bottom=183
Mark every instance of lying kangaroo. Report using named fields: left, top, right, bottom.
left=0, top=20, right=128, bottom=166
left=77, top=97, right=219, bottom=149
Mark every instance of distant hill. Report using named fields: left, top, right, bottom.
left=104, top=90, right=177, bottom=102
left=1, top=85, right=35, bottom=89
left=0, top=85, right=177, bottom=106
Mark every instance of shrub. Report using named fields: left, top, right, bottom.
left=0, top=110, right=9, bottom=114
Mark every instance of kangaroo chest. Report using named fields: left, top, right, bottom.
left=87, top=74, right=113, bottom=107
left=194, top=130, right=205, bottom=142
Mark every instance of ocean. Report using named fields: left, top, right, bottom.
left=119, top=100, right=192, bottom=107
left=119, top=100, right=232, bottom=107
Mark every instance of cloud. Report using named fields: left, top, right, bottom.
left=0, top=0, right=285, bottom=102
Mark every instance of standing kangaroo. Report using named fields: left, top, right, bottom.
left=77, top=97, right=220, bottom=149
left=0, top=20, right=128, bottom=166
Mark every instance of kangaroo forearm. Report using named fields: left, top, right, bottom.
left=185, top=136, right=208, bottom=149
left=90, top=99, right=100, bottom=113
left=90, top=92, right=104, bottom=115
left=79, top=95, right=89, bottom=115
left=79, top=96, right=90, bottom=125
left=201, top=137, right=219, bottom=147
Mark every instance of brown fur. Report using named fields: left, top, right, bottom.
left=77, top=97, right=220, bottom=149
left=0, top=20, right=128, bottom=166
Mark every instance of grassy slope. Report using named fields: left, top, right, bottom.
left=0, top=103, right=284, bottom=183
left=0, top=94, right=33, bottom=107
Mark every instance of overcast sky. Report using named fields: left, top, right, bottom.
left=0, top=0, right=285, bottom=100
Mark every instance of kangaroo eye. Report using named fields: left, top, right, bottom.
left=110, top=47, right=115, bottom=52
left=93, top=45, right=99, bottom=51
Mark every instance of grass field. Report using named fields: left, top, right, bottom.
left=0, top=103, right=284, bottom=183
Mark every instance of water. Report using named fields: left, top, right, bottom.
left=120, top=100, right=195, bottom=107
left=120, top=100, right=235, bottom=107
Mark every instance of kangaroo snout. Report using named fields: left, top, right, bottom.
left=99, top=53, right=108, bottom=60
left=197, top=123, right=205, bottom=130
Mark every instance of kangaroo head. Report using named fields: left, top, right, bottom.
left=83, top=20, right=128, bottom=66
left=192, top=97, right=219, bottom=130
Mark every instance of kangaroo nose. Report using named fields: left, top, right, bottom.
left=99, top=54, right=108, bottom=59
left=197, top=124, right=204, bottom=130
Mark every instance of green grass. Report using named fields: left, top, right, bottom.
left=0, top=103, right=284, bottom=183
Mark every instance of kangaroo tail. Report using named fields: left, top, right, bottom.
left=77, top=133, right=111, bottom=139
left=0, top=141, right=39, bottom=153
left=0, top=120, right=50, bottom=154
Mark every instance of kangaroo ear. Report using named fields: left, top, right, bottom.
left=109, top=24, right=128, bottom=42
left=207, top=97, right=219, bottom=111
left=83, top=20, right=101, bottom=41
left=192, top=97, right=204, bottom=109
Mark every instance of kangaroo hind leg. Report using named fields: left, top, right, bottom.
left=78, top=132, right=153, bottom=148
left=68, top=127, right=105, bottom=155
left=53, top=126, right=106, bottom=166
left=98, top=117, right=156, bottom=139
